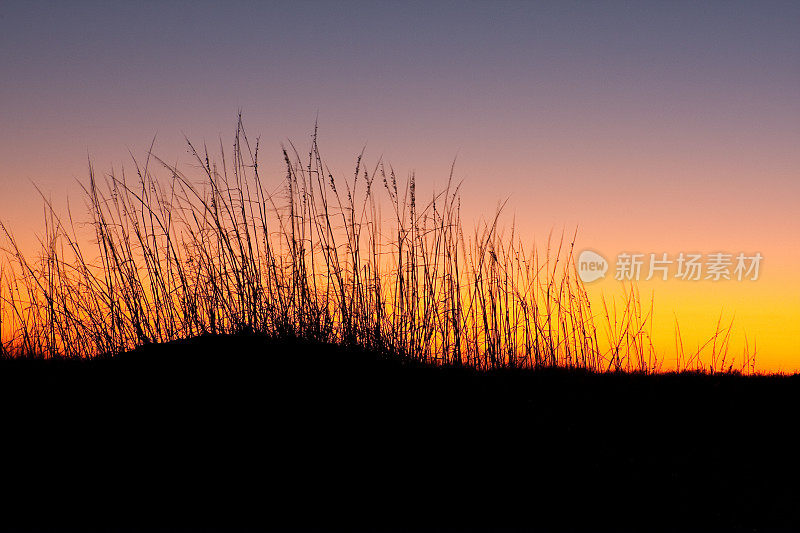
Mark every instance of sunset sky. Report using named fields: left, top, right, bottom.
left=1, top=1, right=798, bottom=370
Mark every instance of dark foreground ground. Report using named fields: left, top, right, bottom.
left=1, top=335, right=798, bottom=532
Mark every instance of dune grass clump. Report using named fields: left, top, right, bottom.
left=0, top=117, right=752, bottom=373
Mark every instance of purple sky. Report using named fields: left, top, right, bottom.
left=1, top=1, right=799, bottom=368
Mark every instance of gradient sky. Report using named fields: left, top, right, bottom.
left=1, top=1, right=798, bottom=370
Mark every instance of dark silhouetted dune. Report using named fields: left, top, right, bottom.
left=1, top=334, right=798, bottom=531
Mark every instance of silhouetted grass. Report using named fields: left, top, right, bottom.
left=0, top=116, right=752, bottom=373
left=0, top=117, right=791, bottom=529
